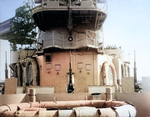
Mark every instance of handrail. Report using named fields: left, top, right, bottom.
left=33, top=0, right=107, bottom=12
left=41, top=30, right=103, bottom=49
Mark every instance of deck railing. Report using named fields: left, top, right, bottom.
left=42, top=30, right=103, bottom=49
left=33, top=0, right=107, bottom=13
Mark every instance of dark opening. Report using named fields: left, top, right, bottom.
left=45, top=54, right=51, bottom=62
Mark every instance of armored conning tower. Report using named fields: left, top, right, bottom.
left=30, top=0, right=109, bottom=93
left=12, top=0, right=131, bottom=95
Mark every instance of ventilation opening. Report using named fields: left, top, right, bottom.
left=45, top=54, right=51, bottom=62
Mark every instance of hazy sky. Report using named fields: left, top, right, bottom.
left=0, top=0, right=150, bottom=80
left=103, top=0, right=150, bottom=80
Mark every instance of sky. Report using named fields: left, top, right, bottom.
left=0, top=0, right=150, bottom=80
left=103, top=0, right=150, bottom=80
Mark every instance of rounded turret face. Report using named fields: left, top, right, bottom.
left=33, top=0, right=107, bottom=31
left=33, top=10, right=107, bottom=31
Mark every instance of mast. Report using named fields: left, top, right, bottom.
left=67, top=0, right=73, bottom=42
left=134, top=50, right=137, bottom=83
left=5, top=51, right=8, bottom=79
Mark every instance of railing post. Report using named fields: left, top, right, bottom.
left=106, top=88, right=113, bottom=100
left=95, top=31, right=97, bottom=47
left=53, top=31, right=54, bottom=46
left=29, top=88, right=36, bottom=102
left=86, top=30, right=88, bottom=45
left=94, top=31, right=95, bottom=47
left=62, top=34, right=65, bottom=49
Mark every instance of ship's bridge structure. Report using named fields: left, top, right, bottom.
left=33, top=0, right=107, bottom=50
left=0, top=0, right=138, bottom=116
left=12, top=0, right=132, bottom=95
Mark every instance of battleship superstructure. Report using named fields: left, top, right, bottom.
left=13, top=0, right=131, bottom=93
left=0, top=0, right=136, bottom=116
left=31, top=0, right=108, bottom=93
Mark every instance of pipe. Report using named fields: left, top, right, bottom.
left=30, top=100, right=107, bottom=109
left=30, top=100, right=126, bottom=109
left=0, top=100, right=131, bottom=117
left=0, top=100, right=126, bottom=111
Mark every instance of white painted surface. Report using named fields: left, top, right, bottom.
left=88, top=86, right=115, bottom=93
left=10, top=51, right=18, bottom=63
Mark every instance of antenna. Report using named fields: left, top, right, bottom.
left=134, top=50, right=137, bottom=83
left=5, top=51, right=8, bottom=79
